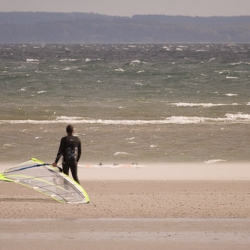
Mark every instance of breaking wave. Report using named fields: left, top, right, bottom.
left=1, top=113, right=250, bottom=125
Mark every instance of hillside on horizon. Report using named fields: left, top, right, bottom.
left=1, top=12, right=250, bottom=43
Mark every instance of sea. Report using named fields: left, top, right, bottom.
left=1, top=43, right=250, bottom=164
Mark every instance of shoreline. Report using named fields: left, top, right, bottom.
left=1, top=161, right=250, bottom=181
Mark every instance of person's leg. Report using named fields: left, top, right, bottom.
left=69, top=161, right=80, bottom=184
left=62, top=162, right=70, bottom=175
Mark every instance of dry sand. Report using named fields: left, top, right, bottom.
left=1, top=162, right=250, bottom=249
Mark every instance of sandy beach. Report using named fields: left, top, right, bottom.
left=1, top=162, right=250, bottom=249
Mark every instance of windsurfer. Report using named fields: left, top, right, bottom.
left=52, top=124, right=81, bottom=184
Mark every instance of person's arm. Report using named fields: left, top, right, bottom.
left=77, top=139, right=82, bottom=162
left=52, top=138, right=64, bottom=166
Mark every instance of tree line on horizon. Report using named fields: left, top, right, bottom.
left=0, top=12, right=250, bottom=43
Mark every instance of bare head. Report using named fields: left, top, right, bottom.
left=66, top=124, right=74, bottom=135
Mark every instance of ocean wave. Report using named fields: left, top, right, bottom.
left=225, top=113, right=250, bottom=119
left=62, top=66, right=79, bottom=71
left=230, top=61, right=250, bottom=66
left=114, top=152, right=134, bottom=156
left=170, top=102, right=239, bottom=107
left=225, top=93, right=238, bottom=96
left=37, top=90, right=47, bottom=94
left=60, top=58, right=77, bottom=62
left=130, top=60, right=141, bottom=64
left=1, top=113, right=250, bottom=125
left=226, top=76, right=238, bottom=79
left=26, top=59, right=39, bottom=63
left=115, top=68, right=125, bottom=72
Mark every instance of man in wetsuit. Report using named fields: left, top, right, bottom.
left=52, top=124, right=81, bottom=184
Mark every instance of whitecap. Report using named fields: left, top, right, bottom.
left=59, top=58, right=77, bottom=62
left=56, top=116, right=84, bottom=121
left=163, top=46, right=170, bottom=50
left=131, top=60, right=141, bottom=63
left=167, top=116, right=205, bottom=124
left=225, top=93, right=238, bottom=96
left=225, top=113, right=250, bottom=120
left=115, top=68, right=124, bottom=72
left=37, top=90, right=46, bottom=94
left=2, top=113, right=250, bottom=126
left=62, top=67, right=73, bottom=71
left=114, top=152, right=131, bottom=156
left=171, top=102, right=227, bottom=107
left=127, top=137, right=135, bottom=140
left=26, top=59, right=39, bottom=63
left=226, top=76, right=238, bottom=79
left=217, top=70, right=229, bottom=74
left=230, top=61, right=243, bottom=65
left=209, top=58, right=216, bottom=62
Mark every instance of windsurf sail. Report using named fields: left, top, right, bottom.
left=0, top=158, right=89, bottom=204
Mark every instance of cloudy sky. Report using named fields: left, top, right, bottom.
left=0, top=0, right=249, bottom=17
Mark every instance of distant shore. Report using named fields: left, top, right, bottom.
left=1, top=13, right=250, bottom=43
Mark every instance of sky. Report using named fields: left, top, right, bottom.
left=0, top=0, right=250, bottom=17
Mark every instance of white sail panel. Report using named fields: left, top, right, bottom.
left=0, top=158, right=89, bottom=204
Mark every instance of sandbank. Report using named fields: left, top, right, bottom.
left=1, top=162, right=250, bottom=249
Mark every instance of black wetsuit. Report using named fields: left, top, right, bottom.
left=55, top=135, right=81, bottom=184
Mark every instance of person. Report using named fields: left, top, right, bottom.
left=52, top=124, right=81, bottom=184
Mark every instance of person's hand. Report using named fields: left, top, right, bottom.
left=52, top=162, right=57, bottom=167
